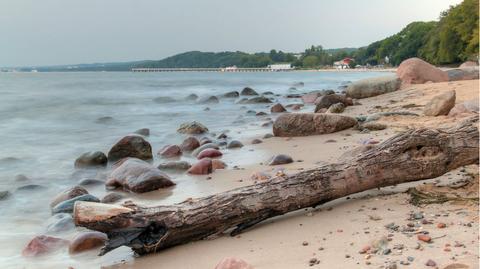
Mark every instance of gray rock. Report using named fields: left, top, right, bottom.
left=177, top=121, right=209, bottom=134
left=78, top=178, right=105, bottom=186
left=153, top=96, right=176, bottom=103
left=0, top=190, right=10, bottom=200
left=52, top=194, right=100, bottom=214
left=269, top=154, right=293, bottom=165
left=197, top=95, right=219, bottom=104
left=447, top=67, right=479, bottom=81
left=346, top=75, right=401, bottom=99
left=238, top=96, right=273, bottom=104
left=134, top=128, right=150, bottom=136
left=185, top=93, right=199, bottom=101
left=227, top=140, right=244, bottom=149
left=46, top=213, right=74, bottom=233
left=74, top=151, right=107, bottom=169
left=100, top=193, right=124, bottom=203
left=157, top=161, right=192, bottom=171
left=223, top=91, right=239, bottom=98
left=362, top=122, right=387, bottom=131
left=240, top=87, right=259, bottom=96
left=107, top=135, right=153, bottom=162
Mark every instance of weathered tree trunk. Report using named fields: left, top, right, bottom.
left=74, top=116, right=479, bottom=256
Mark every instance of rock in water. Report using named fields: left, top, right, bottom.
left=46, top=213, right=75, bottom=233
left=227, top=140, right=244, bottom=149
left=238, top=96, right=272, bottom=104
left=188, top=159, right=213, bottom=175
left=101, top=192, right=124, bottom=203
left=346, top=75, right=401, bottom=99
left=153, top=96, right=176, bottom=103
left=214, top=257, right=254, bottom=269
left=301, top=91, right=323, bottom=104
left=50, top=186, right=88, bottom=208
left=327, top=103, right=345, bottom=113
left=185, top=93, right=199, bottom=101
left=314, top=94, right=349, bottom=112
left=423, top=90, right=456, bottom=116
left=107, top=135, right=153, bottom=162
left=269, top=154, right=293, bottom=165
left=197, top=95, right=219, bottom=104
left=270, top=103, right=287, bottom=113
left=191, top=143, right=220, bottom=157
left=106, top=158, right=174, bottom=193
left=273, top=113, right=357, bottom=137
left=22, top=235, right=68, bottom=257
left=157, top=161, right=192, bottom=171
left=180, top=136, right=200, bottom=151
left=158, top=144, right=182, bottom=158
left=52, top=194, right=100, bottom=214
left=134, top=128, right=150, bottom=136
left=223, top=91, right=240, bottom=98
left=74, top=151, right=107, bottom=169
left=177, top=121, right=209, bottom=134
left=397, top=58, right=449, bottom=84
left=446, top=67, right=479, bottom=81
left=69, top=231, right=108, bottom=254
left=197, top=148, right=223, bottom=159
left=240, top=87, right=259, bottom=96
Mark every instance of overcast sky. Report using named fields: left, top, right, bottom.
left=0, top=0, right=463, bottom=67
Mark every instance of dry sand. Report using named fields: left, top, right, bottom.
left=99, top=80, right=480, bottom=269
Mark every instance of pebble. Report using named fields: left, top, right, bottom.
left=425, top=259, right=437, bottom=267
left=418, top=234, right=432, bottom=243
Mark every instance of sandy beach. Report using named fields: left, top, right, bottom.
left=96, top=79, right=479, bottom=269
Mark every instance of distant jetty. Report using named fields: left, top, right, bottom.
left=132, top=64, right=294, bottom=72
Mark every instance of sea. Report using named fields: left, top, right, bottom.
left=0, top=71, right=386, bottom=268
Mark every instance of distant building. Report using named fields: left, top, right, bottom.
left=223, top=66, right=238, bottom=71
left=268, top=63, right=292, bottom=71
left=334, top=57, right=354, bottom=69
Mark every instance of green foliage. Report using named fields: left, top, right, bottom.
left=302, top=55, right=319, bottom=68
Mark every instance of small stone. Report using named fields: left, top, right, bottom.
left=302, top=241, right=309, bottom=246
left=269, top=154, right=293, bottom=165
left=425, top=259, right=437, bottom=267
left=418, top=234, right=432, bottom=243
left=251, top=139, right=262, bottom=144
left=437, top=223, right=447, bottom=228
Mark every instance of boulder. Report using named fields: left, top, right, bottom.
left=447, top=67, right=479, bottom=81
left=215, top=257, right=254, bottom=269
left=158, top=144, right=182, bottom=158
left=50, top=186, right=88, bottom=208
left=78, top=179, right=105, bottom=186
left=107, top=135, right=153, bottom=162
left=180, top=137, right=200, bottom=151
left=69, top=231, right=108, bottom=254
left=227, top=140, right=244, bottom=149
left=326, top=103, right=345, bottom=113
left=192, top=143, right=220, bottom=157
left=74, top=151, right=107, bottom=169
left=52, top=194, right=100, bottom=214
left=301, top=92, right=323, bottom=104
left=269, top=154, right=293, bottom=165
left=273, top=113, right=357, bottom=137
left=223, top=91, right=240, bottom=98
left=22, top=235, right=68, bottom=257
left=238, top=97, right=272, bottom=104
left=423, top=90, right=456, bottom=116
left=197, top=148, right=223, bottom=159
left=153, top=96, right=176, bottom=103
left=46, top=213, right=75, bottom=233
left=177, top=121, right=209, bottom=134
left=346, top=75, right=401, bottom=99
left=198, top=96, right=219, bottom=104
left=134, top=128, right=150, bottom=136
left=100, top=193, right=124, bottom=203
left=270, top=103, right=287, bottom=113
left=314, top=94, right=349, bottom=112
left=240, top=87, right=259, bottom=96
left=459, top=61, right=478, bottom=68
left=157, top=161, right=192, bottom=171
left=185, top=94, right=199, bottom=101
left=396, top=58, right=449, bottom=84
left=188, top=159, right=213, bottom=175
left=106, top=158, right=174, bottom=193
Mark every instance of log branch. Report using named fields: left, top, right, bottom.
left=74, top=116, right=479, bottom=256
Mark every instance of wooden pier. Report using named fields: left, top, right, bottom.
left=131, top=67, right=292, bottom=72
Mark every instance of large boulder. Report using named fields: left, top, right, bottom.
left=240, top=87, right=259, bottom=96
left=326, top=103, right=345, bottom=113
left=177, top=121, right=209, bottom=134
left=187, top=159, right=213, bottom=175
left=69, top=231, right=108, bottom=254
left=106, top=158, right=174, bottom=193
left=397, top=58, right=449, bottom=84
left=107, top=135, right=152, bottom=162
left=301, top=91, right=323, bottom=104
left=180, top=136, right=200, bottom=151
left=74, top=151, right=107, bottom=169
left=273, top=113, right=357, bottom=137
left=314, top=94, right=349, bottom=112
left=270, top=103, right=287, bottom=113
left=22, top=235, right=68, bottom=257
left=346, top=75, right=401, bottom=99
left=446, top=67, right=479, bottom=81
left=424, top=90, right=456, bottom=116
left=459, top=61, right=478, bottom=68
left=158, top=144, right=182, bottom=158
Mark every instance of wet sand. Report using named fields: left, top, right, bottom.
left=100, top=79, right=479, bottom=269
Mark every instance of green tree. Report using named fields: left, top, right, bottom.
left=302, top=55, right=319, bottom=68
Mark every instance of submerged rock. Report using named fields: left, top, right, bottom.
left=270, top=103, right=287, bottom=113
left=197, top=95, right=219, bottom=104
left=78, top=178, right=105, bottom=186
left=46, top=213, right=74, bottom=233
left=95, top=116, right=114, bottom=124
left=346, top=75, right=401, bottom=99
left=0, top=190, right=10, bottom=200
left=153, top=96, right=176, bottom=103
left=273, top=113, right=357, bottom=137
left=158, top=161, right=192, bottom=171
left=158, top=144, right=182, bottom=158
left=100, top=192, right=124, bottom=203
left=424, top=90, right=456, bottom=116
left=240, top=87, right=259, bottom=96
left=223, top=91, right=240, bottom=98
left=22, top=235, right=68, bottom=257
left=238, top=96, right=272, bottom=104
left=69, top=231, right=108, bottom=254
left=397, top=57, right=449, bottom=84
left=74, top=151, right=107, bottom=169
left=180, top=136, right=200, bottom=151
left=106, top=158, right=174, bottom=193
left=107, top=135, right=153, bottom=162
left=52, top=194, right=100, bottom=214
left=134, top=128, right=150, bottom=136
left=227, top=140, right=244, bottom=149
left=192, top=143, right=220, bottom=157
left=185, top=93, right=199, bottom=101
left=177, top=121, right=209, bottom=134
left=197, top=148, right=223, bottom=159
left=50, top=186, right=88, bottom=208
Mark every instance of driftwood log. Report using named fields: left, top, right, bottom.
left=74, top=116, right=479, bottom=255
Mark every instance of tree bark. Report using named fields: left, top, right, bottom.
left=74, top=116, right=479, bottom=256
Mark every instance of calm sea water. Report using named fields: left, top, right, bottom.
left=0, top=71, right=385, bottom=268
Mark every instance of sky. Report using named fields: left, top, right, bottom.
left=0, top=0, right=463, bottom=67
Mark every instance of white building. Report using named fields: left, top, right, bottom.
left=268, top=63, right=292, bottom=71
